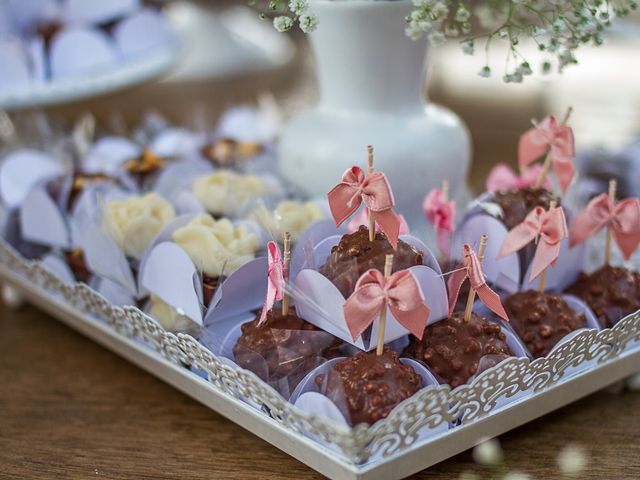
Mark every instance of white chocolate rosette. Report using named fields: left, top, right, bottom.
left=249, top=200, right=326, bottom=243
left=81, top=192, right=176, bottom=300
left=140, top=213, right=265, bottom=331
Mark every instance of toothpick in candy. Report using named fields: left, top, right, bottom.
left=497, top=201, right=567, bottom=291
left=343, top=255, right=430, bottom=352
left=448, top=235, right=509, bottom=322
left=281, top=231, right=291, bottom=315
left=518, top=107, right=575, bottom=192
left=327, top=146, right=402, bottom=248
left=423, top=180, right=456, bottom=260
left=569, top=179, right=640, bottom=264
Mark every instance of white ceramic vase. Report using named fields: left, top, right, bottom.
left=278, top=0, right=471, bottom=232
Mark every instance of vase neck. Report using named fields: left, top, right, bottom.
left=309, top=0, right=428, bottom=112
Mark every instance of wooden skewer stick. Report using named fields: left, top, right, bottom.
left=534, top=106, right=573, bottom=189
left=538, top=200, right=558, bottom=293
left=441, top=179, right=449, bottom=203
left=281, top=231, right=291, bottom=315
left=464, top=235, right=488, bottom=322
left=376, top=254, right=394, bottom=356
left=605, top=179, right=617, bottom=266
left=367, top=145, right=376, bottom=242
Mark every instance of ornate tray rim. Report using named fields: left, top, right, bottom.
left=1, top=238, right=639, bottom=480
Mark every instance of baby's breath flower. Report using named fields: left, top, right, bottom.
left=299, top=13, right=318, bottom=33
left=478, top=65, right=491, bottom=78
left=461, top=38, right=474, bottom=55
left=288, top=0, right=307, bottom=15
left=273, top=15, right=294, bottom=32
left=428, top=30, right=446, bottom=45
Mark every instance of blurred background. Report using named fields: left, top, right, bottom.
left=3, top=0, right=640, bottom=190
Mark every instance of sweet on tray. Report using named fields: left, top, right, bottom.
left=0, top=108, right=639, bottom=439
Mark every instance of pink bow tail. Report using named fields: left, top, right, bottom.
left=529, top=241, right=561, bottom=281
left=258, top=241, right=285, bottom=325
left=370, top=209, right=401, bottom=248
left=475, top=283, right=509, bottom=321
left=328, top=182, right=361, bottom=227
left=436, top=229, right=451, bottom=259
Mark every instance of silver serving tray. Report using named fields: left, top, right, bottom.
left=1, top=240, right=639, bottom=480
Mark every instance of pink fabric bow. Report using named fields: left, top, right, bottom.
left=347, top=207, right=410, bottom=236
left=447, top=244, right=509, bottom=321
left=343, top=269, right=430, bottom=342
left=486, top=163, right=550, bottom=192
left=498, top=206, right=568, bottom=281
left=569, top=194, right=640, bottom=260
left=518, top=115, right=575, bottom=192
left=258, top=241, right=285, bottom=325
left=423, top=188, right=456, bottom=258
left=328, top=166, right=401, bottom=248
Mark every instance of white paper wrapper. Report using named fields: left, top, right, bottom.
left=294, top=234, right=446, bottom=350
left=49, top=27, right=118, bottom=79
left=114, top=8, right=175, bottom=59
left=0, top=37, right=33, bottom=88
left=63, top=0, right=139, bottom=25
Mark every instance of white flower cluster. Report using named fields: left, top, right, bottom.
left=255, top=0, right=637, bottom=83
left=253, top=0, right=318, bottom=33
left=405, top=0, right=637, bottom=82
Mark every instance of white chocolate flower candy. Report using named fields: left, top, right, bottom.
left=172, top=214, right=258, bottom=278
left=101, top=192, right=175, bottom=259
left=251, top=200, right=325, bottom=242
left=192, top=169, right=267, bottom=216
left=148, top=293, right=199, bottom=333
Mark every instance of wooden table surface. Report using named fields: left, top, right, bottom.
left=3, top=5, right=640, bottom=477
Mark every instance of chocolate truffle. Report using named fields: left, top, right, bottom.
left=319, top=226, right=424, bottom=298
left=565, top=265, right=640, bottom=328
left=492, top=187, right=560, bottom=230
left=315, top=348, right=422, bottom=425
left=201, top=138, right=263, bottom=168
left=64, top=249, right=91, bottom=283
left=124, top=149, right=167, bottom=187
left=504, top=290, right=586, bottom=358
left=233, top=307, right=343, bottom=387
left=403, top=312, right=513, bottom=388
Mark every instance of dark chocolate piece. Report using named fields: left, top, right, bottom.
left=492, top=187, right=560, bottom=230
left=319, top=226, right=424, bottom=298
left=202, top=274, right=222, bottom=308
left=565, top=265, right=640, bottom=328
left=403, top=312, right=513, bottom=388
left=504, top=290, right=586, bottom=358
left=124, top=149, right=167, bottom=187
left=315, top=348, right=422, bottom=425
left=64, top=249, right=91, bottom=283
left=201, top=138, right=263, bottom=168
left=233, top=307, right=343, bottom=386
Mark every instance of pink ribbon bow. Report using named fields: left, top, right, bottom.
left=486, top=163, right=550, bottom=192
left=498, top=206, right=568, bottom=281
left=518, top=115, right=575, bottom=192
left=258, top=241, right=285, bottom=325
left=347, top=207, right=410, bottom=236
left=328, top=166, right=401, bottom=248
left=423, top=188, right=456, bottom=258
left=343, top=269, right=430, bottom=342
left=569, top=194, right=640, bottom=260
left=447, top=244, right=509, bottom=321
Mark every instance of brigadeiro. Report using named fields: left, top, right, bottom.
left=314, top=348, right=422, bottom=425
left=403, top=311, right=513, bottom=388
left=233, top=307, right=344, bottom=392
left=565, top=265, right=640, bottom=328
left=491, top=187, right=560, bottom=230
left=319, top=226, right=424, bottom=298
left=503, top=290, right=586, bottom=358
